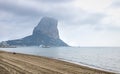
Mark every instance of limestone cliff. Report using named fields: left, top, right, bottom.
left=6, top=17, right=68, bottom=46
left=33, top=17, right=59, bottom=39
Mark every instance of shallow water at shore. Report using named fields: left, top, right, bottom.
left=0, top=47, right=120, bottom=73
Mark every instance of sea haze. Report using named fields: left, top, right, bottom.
left=0, top=47, right=120, bottom=73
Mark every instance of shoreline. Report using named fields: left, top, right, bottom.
left=0, top=50, right=115, bottom=74
left=57, top=58, right=117, bottom=73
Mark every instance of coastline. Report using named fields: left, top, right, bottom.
left=0, top=50, right=115, bottom=74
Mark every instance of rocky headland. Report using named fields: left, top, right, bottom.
left=5, top=17, right=68, bottom=47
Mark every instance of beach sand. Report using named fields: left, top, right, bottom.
left=0, top=51, right=115, bottom=74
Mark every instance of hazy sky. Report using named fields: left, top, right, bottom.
left=0, top=0, right=120, bottom=47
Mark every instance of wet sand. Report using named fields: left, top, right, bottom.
left=0, top=51, right=115, bottom=74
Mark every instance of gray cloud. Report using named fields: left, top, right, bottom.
left=79, top=13, right=106, bottom=25
left=0, top=0, right=75, bottom=20
left=36, top=0, right=73, bottom=3
left=0, top=0, right=83, bottom=26
left=111, top=0, right=120, bottom=7
left=0, top=1, right=44, bottom=17
left=63, top=12, right=106, bottom=28
left=0, top=0, right=116, bottom=28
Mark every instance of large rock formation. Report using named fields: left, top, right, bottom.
left=33, top=17, right=59, bottom=39
left=6, top=17, right=68, bottom=47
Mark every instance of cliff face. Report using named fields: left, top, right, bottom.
left=6, top=17, right=68, bottom=46
left=33, top=17, right=59, bottom=39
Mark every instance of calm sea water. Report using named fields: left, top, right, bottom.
left=0, top=47, right=120, bottom=73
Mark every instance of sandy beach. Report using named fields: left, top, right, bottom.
left=0, top=50, right=115, bottom=74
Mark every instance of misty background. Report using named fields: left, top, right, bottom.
left=0, top=0, right=120, bottom=47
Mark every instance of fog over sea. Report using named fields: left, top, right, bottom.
left=0, top=47, right=120, bottom=73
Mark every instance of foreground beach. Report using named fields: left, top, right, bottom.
left=0, top=51, right=115, bottom=74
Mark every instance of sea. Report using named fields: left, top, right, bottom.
left=0, top=47, right=120, bottom=73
